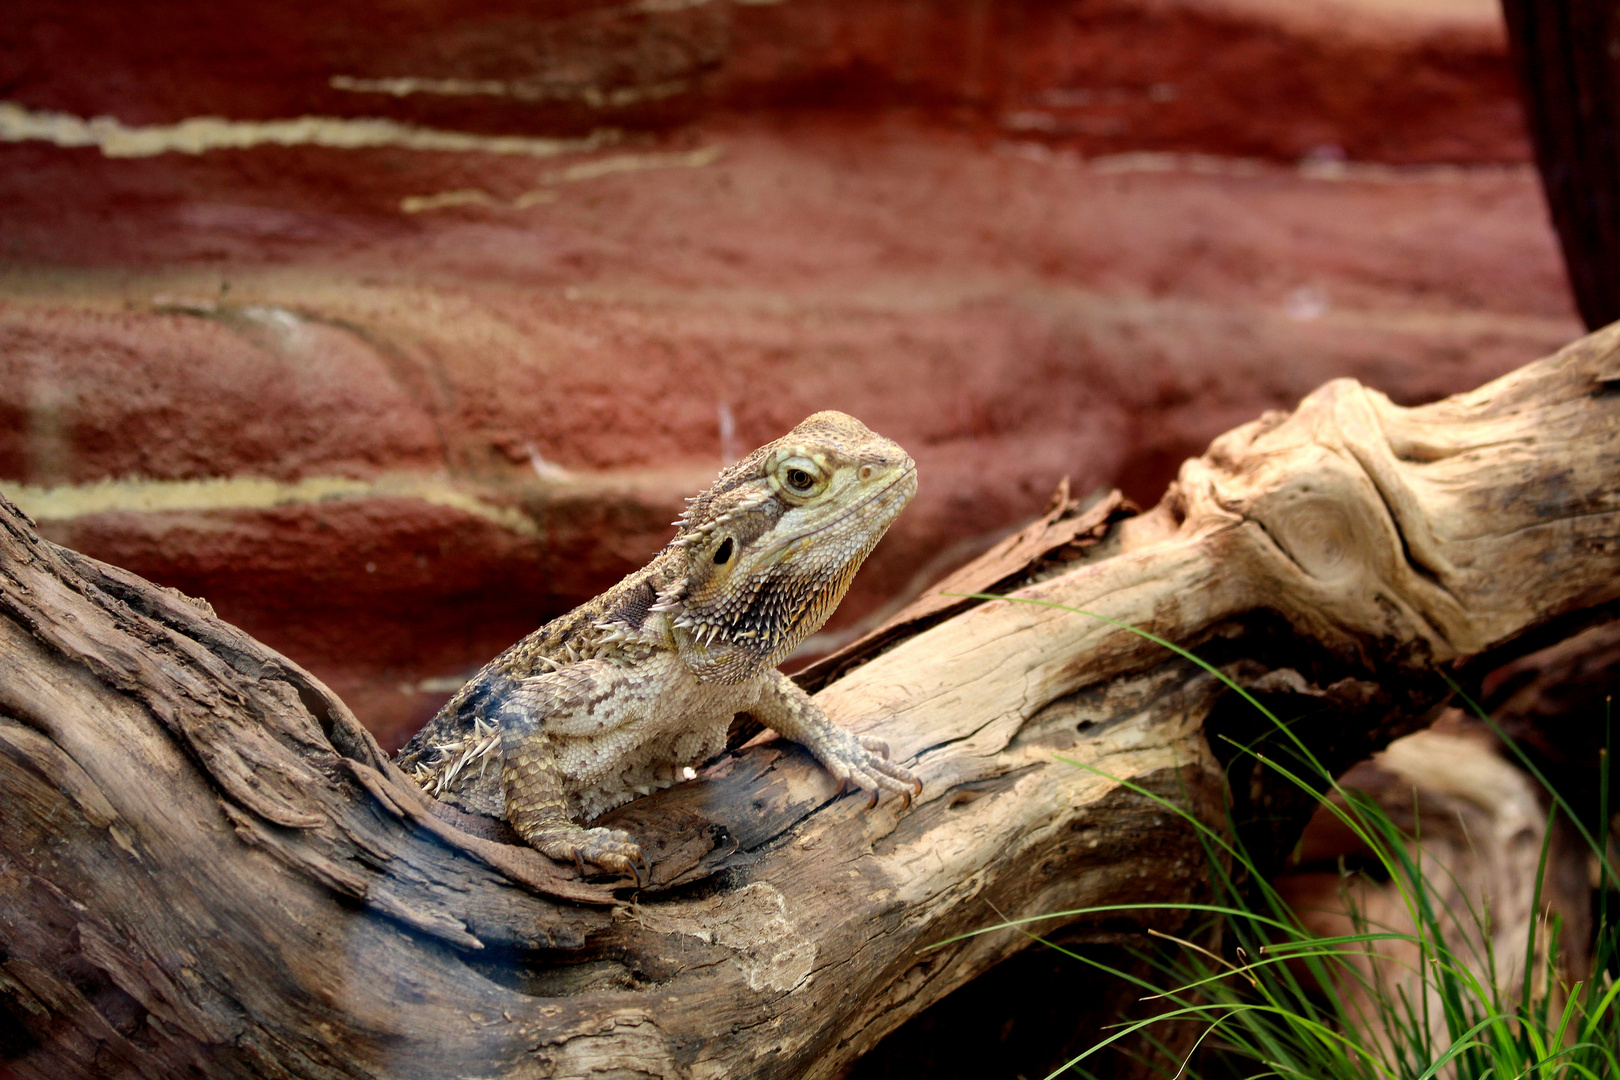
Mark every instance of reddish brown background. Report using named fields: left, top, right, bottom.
left=0, top=0, right=1581, bottom=748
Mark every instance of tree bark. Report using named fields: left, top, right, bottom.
left=3, top=324, right=1619, bottom=1079
left=1501, top=0, right=1620, bottom=329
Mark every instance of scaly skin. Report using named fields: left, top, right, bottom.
left=396, top=412, right=920, bottom=879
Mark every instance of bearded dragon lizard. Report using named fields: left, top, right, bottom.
left=396, top=411, right=921, bottom=879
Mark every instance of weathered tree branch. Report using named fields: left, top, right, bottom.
left=2, top=324, right=1618, bottom=1079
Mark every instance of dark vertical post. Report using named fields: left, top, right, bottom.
left=1500, top=0, right=1620, bottom=330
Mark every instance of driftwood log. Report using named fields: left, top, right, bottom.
left=2, top=324, right=1619, bottom=1079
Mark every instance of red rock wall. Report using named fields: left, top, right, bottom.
left=0, top=0, right=1581, bottom=746
left=5, top=0, right=1525, bottom=162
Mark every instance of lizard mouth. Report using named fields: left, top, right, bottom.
left=756, top=461, right=917, bottom=564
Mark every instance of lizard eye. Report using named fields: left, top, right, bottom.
left=772, top=455, right=826, bottom=499
left=713, top=537, right=734, bottom=564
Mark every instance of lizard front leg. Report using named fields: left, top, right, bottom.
left=496, top=664, right=646, bottom=880
left=750, top=671, right=921, bottom=805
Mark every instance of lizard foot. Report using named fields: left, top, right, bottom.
left=531, top=825, right=648, bottom=885
left=817, top=732, right=922, bottom=810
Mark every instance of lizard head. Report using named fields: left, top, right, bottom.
left=654, top=411, right=917, bottom=681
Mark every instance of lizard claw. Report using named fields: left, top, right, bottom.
left=858, top=735, right=891, bottom=760
left=532, top=825, right=647, bottom=884
left=813, top=729, right=922, bottom=814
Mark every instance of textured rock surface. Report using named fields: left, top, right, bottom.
left=5, top=0, right=1524, bottom=162
left=0, top=0, right=1582, bottom=745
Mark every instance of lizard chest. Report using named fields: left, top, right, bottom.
left=558, top=656, right=761, bottom=820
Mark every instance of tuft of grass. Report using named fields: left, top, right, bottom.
left=940, top=594, right=1620, bottom=1080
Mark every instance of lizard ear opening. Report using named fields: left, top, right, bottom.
left=713, top=538, right=734, bottom=565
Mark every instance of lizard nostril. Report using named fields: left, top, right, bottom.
left=858, top=464, right=876, bottom=482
